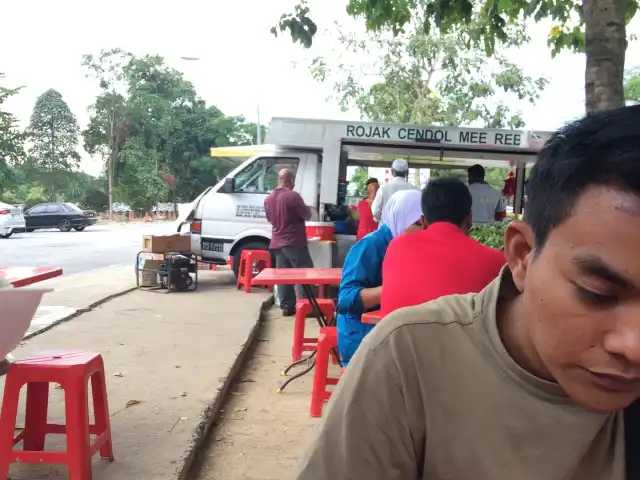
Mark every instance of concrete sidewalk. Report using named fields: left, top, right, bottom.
left=2, top=271, right=271, bottom=480
left=26, top=265, right=135, bottom=337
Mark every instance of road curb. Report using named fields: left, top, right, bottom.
left=22, top=287, right=137, bottom=341
left=177, top=294, right=275, bottom=480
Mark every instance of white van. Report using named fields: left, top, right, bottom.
left=185, top=148, right=321, bottom=276
left=182, top=118, right=551, bottom=277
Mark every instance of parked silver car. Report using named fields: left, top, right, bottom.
left=0, top=202, right=25, bottom=238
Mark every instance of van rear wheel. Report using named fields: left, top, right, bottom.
left=232, top=241, right=272, bottom=279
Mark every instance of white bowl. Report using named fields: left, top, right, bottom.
left=0, top=288, right=51, bottom=358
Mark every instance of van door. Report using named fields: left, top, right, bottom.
left=199, top=154, right=307, bottom=260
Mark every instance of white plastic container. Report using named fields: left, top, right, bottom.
left=308, top=238, right=334, bottom=269
left=0, top=288, right=51, bottom=358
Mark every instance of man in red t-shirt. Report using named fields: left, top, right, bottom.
left=381, top=177, right=505, bottom=315
left=264, top=169, right=313, bottom=316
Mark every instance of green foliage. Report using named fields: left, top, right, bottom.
left=81, top=50, right=267, bottom=211
left=484, top=167, right=511, bottom=190
left=27, top=89, right=81, bottom=199
left=2, top=51, right=265, bottom=212
left=116, top=138, right=167, bottom=211
left=2, top=182, right=47, bottom=206
left=276, top=0, right=635, bottom=111
left=625, top=67, right=640, bottom=102
left=82, top=49, right=133, bottom=215
left=277, top=0, right=638, bottom=57
left=0, top=161, right=107, bottom=208
left=311, top=23, right=547, bottom=129
left=470, top=222, right=506, bottom=250
left=350, top=166, right=370, bottom=196
left=0, top=74, right=26, bottom=196
left=271, top=0, right=318, bottom=48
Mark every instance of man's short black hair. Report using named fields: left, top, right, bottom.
left=526, top=104, right=640, bottom=249
left=366, top=178, right=379, bottom=186
left=422, top=176, right=472, bottom=225
left=468, top=164, right=485, bottom=181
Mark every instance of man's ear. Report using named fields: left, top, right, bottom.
left=503, top=221, right=534, bottom=293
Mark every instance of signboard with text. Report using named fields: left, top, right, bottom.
left=344, top=123, right=549, bottom=150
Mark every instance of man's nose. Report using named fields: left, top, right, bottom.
left=603, top=316, right=640, bottom=366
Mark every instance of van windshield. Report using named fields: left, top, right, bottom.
left=234, top=157, right=300, bottom=194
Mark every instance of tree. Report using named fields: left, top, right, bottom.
left=82, top=50, right=275, bottom=211
left=27, top=89, right=81, bottom=199
left=121, top=55, right=267, bottom=204
left=310, top=24, right=547, bottom=128
left=350, top=166, right=369, bottom=196
left=117, top=138, right=168, bottom=211
left=0, top=74, right=25, bottom=196
left=275, top=0, right=638, bottom=112
left=624, top=67, right=640, bottom=103
left=82, top=48, right=133, bottom=217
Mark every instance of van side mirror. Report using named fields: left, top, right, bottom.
left=221, top=177, right=236, bottom=193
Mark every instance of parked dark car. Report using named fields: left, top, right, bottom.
left=24, top=203, right=98, bottom=232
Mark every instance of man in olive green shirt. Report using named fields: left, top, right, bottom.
left=296, top=106, right=640, bottom=479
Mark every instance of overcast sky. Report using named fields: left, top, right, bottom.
left=2, top=0, right=640, bottom=175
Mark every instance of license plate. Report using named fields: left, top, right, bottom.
left=202, top=240, right=224, bottom=252
left=12, top=214, right=20, bottom=219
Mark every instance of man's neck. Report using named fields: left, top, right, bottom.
left=497, top=289, right=555, bottom=382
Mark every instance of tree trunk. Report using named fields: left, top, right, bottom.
left=108, top=104, right=116, bottom=221
left=583, top=0, right=627, bottom=112
left=108, top=153, right=114, bottom=221
left=50, top=124, right=56, bottom=201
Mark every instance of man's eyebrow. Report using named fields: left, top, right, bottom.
left=570, top=253, right=633, bottom=288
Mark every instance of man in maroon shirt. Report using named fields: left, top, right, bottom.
left=381, top=176, right=505, bottom=315
left=264, top=169, right=314, bottom=316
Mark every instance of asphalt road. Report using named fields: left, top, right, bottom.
left=0, top=222, right=179, bottom=276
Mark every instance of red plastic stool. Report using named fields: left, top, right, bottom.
left=236, top=250, right=273, bottom=293
left=0, top=351, right=114, bottom=480
left=310, top=327, right=345, bottom=417
left=293, top=299, right=335, bottom=362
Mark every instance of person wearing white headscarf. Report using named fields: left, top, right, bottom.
left=379, top=189, right=424, bottom=237
left=336, top=187, right=424, bottom=365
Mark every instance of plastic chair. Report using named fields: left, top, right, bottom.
left=310, top=327, right=345, bottom=417
left=0, top=350, right=114, bottom=479
left=236, top=250, right=272, bottom=293
left=293, top=299, right=335, bottom=362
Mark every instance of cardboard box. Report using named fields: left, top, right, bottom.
left=139, top=259, right=164, bottom=287
left=142, top=234, right=190, bottom=253
left=137, top=253, right=165, bottom=269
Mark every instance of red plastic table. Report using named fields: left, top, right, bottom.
left=253, top=268, right=342, bottom=391
left=252, top=268, right=342, bottom=326
left=362, top=309, right=385, bottom=325
left=0, top=267, right=63, bottom=288
left=251, top=268, right=342, bottom=287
